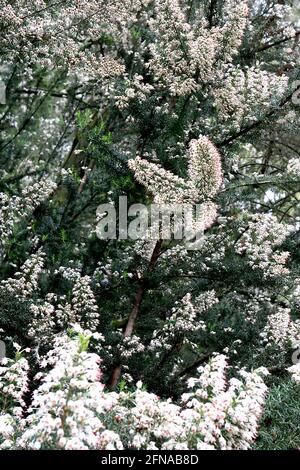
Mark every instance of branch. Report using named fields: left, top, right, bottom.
left=109, top=239, right=164, bottom=388
left=177, top=352, right=214, bottom=378
left=217, top=86, right=300, bottom=148
left=256, top=31, right=300, bottom=53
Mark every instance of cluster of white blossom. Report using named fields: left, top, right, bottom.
left=235, top=214, right=294, bottom=278
left=118, top=335, right=145, bottom=360
left=0, top=350, right=29, bottom=448
left=0, top=329, right=269, bottom=450
left=0, top=0, right=299, bottom=452
left=0, top=179, right=56, bottom=253
left=287, top=158, right=300, bottom=177
left=54, top=265, right=82, bottom=283
left=27, top=301, right=56, bottom=343
left=27, top=295, right=75, bottom=345
left=149, top=291, right=217, bottom=357
left=220, top=0, right=249, bottom=61
left=288, top=363, right=300, bottom=384
left=26, top=274, right=101, bottom=343
left=0, top=352, right=29, bottom=416
left=129, top=136, right=222, bottom=206
left=187, top=137, right=223, bottom=199
left=115, top=74, right=155, bottom=111
left=93, top=258, right=125, bottom=288
left=260, top=307, right=300, bottom=351
left=128, top=156, right=198, bottom=204
left=71, top=276, right=100, bottom=332
left=104, top=355, right=268, bottom=450
left=180, top=356, right=269, bottom=450
left=214, top=66, right=289, bottom=131
left=0, top=0, right=126, bottom=81
left=1, top=250, right=45, bottom=298
left=147, top=0, right=249, bottom=96
left=17, top=329, right=107, bottom=450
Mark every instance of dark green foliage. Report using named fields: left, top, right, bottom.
left=255, top=379, right=300, bottom=450
left=0, top=287, right=31, bottom=339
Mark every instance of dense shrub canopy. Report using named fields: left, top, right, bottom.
left=0, top=0, right=300, bottom=450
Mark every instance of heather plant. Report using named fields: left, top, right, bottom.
left=0, top=328, right=269, bottom=450
left=0, top=0, right=300, bottom=450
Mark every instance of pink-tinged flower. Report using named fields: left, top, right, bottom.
left=188, top=137, right=223, bottom=200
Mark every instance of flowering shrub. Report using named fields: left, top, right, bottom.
left=0, top=329, right=268, bottom=450
left=0, top=0, right=300, bottom=451
left=288, top=363, right=300, bottom=385
left=0, top=349, right=29, bottom=448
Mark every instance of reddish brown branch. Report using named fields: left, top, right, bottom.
left=109, top=240, right=163, bottom=388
